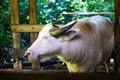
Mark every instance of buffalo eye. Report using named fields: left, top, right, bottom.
left=42, top=36, right=48, bottom=39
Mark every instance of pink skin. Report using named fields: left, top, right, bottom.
left=25, top=15, right=114, bottom=73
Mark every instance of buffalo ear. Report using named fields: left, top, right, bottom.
left=64, top=29, right=80, bottom=41
left=58, top=29, right=79, bottom=42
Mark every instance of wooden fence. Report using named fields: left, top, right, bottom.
left=10, top=0, right=40, bottom=71
left=114, top=0, right=120, bottom=72
left=0, top=70, right=120, bottom=80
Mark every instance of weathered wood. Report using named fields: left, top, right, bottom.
left=11, top=24, right=64, bottom=32
left=10, top=0, right=19, bottom=24
left=114, top=0, right=120, bottom=44
left=12, top=48, right=25, bottom=58
left=29, top=0, right=37, bottom=24
left=11, top=25, right=43, bottom=32
left=13, top=61, right=22, bottom=71
left=114, top=25, right=120, bottom=45
left=29, top=0, right=40, bottom=70
left=31, top=59, right=40, bottom=71
left=29, top=0, right=38, bottom=43
left=0, top=70, right=120, bottom=80
left=0, top=63, right=31, bottom=69
left=10, top=0, right=22, bottom=71
left=62, top=12, right=114, bottom=15
left=12, top=33, right=22, bottom=71
left=114, top=0, right=120, bottom=72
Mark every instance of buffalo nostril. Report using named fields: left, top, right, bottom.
left=24, top=53, right=31, bottom=57
left=38, top=55, right=41, bottom=59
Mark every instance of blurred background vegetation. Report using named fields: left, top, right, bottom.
left=0, top=0, right=114, bottom=63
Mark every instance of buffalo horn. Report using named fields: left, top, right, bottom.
left=50, top=20, right=77, bottom=37
left=52, top=21, right=59, bottom=28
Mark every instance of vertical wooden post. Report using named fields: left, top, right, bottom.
left=29, top=0, right=40, bottom=71
left=29, top=0, right=38, bottom=43
left=114, top=0, right=120, bottom=72
left=10, top=0, right=22, bottom=71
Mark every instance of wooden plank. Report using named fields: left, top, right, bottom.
left=29, top=0, right=37, bottom=24
left=11, top=25, right=43, bottom=32
left=10, top=0, right=19, bottom=24
left=11, top=24, right=64, bottom=32
left=114, top=0, right=119, bottom=25
left=114, top=0, right=120, bottom=72
left=31, top=59, right=40, bottom=71
left=10, top=0, right=22, bottom=71
left=114, top=0, right=120, bottom=12
left=62, top=12, right=114, bottom=15
left=0, top=70, right=120, bottom=80
left=114, top=25, right=120, bottom=44
left=29, top=0, right=38, bottom=43
left=12, top=49, right=25, bottom=58
left=114, top=0, right=120, bottom=47
left=29, top=0, right=39, bottom=70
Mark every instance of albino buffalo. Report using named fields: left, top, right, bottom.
left=25, top=15, right=114, bottom=73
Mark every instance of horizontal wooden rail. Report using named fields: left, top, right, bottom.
left=0, top=60, right=64, bottom=69
left=0, top=70, right=120, bottom=80
left=11, top=25, right=44, bottom=32
left=11, top=24, right=65, bottom=32
left=62, top=12, right=114, bottom=15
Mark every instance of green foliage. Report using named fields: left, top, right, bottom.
left=19, top=0, right=29, bottom=24
left=87, top=0, right=114, bottom=12
left=37, top=0, right=75, bottom=24
left=37, top=0, right=114, bottom=24
left=0, top=0, right=114, bottom=63
left=0, top=0, right=12, bottom=63
left=18, top=0, right=114, bottom=24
